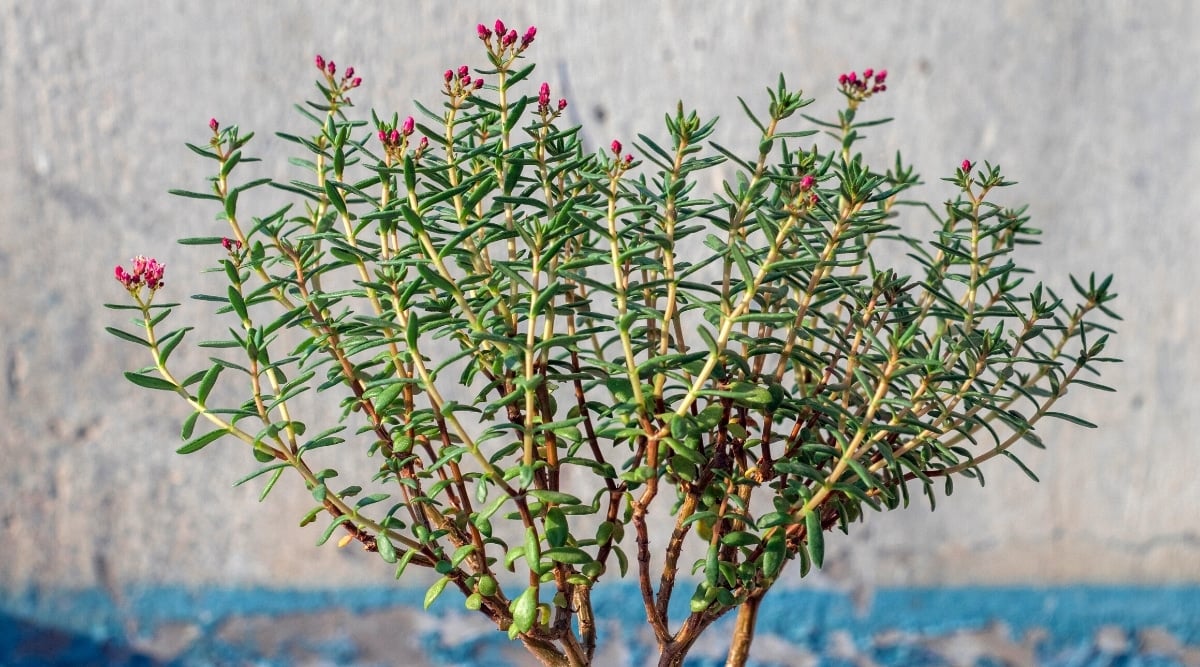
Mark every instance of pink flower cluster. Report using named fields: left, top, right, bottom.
left=537, top=82, right=568, bottom=115
left=444, top=64, right=484, bottom=92
left=315, top=54, right=363, bottom=92
left=838, top=68, right=887, bottom=94
left=477, top=19, right=536, bottom=53
left=114, top=255, right=165, bottom=291
left=222, top=237, right=243, bottom=253
left=610, top=140, right=633, bottom=165
left=838, top=68, right=888, bottom=108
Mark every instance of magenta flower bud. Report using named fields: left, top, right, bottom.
left=474, top=78, right=484, bottom=89
left=502, top=29, right=518, bottom=47
left=458, top=65, right=469, bottom=79
left=327, top=61, right=336, bottom=76
left=444, top=69, right=454, bottom=83
left=863, top=68, right=874, bottom=79
left=611, top=140, right=622, bottom=156
left=838, top=74, right=848, bottom=85
left=209, top=118, right=219, bottom=132
left=418, top=137, right=428, bottom=151
left=961, top=159, right=972, bottom=172
left=539, top=82, right=550, bottom=107
left=477, top=23, right=491, bottom=40
left=345, top=67, right=354, bottom=79
left=494, top=19, right=506, bottom=36
left=351, top=77, right=362, bottom=88
left=378, top=130, right=387, bottom=143
left=389, top=129, right=401, bottom=145
left=800, top=175, right=815, bottom=191
left=876, top=69, right=887, bottom=83
left=521, top=26, right=536, bottom=47
left=624, top=154, right=633, bottom=165
left=402, top=116, right=415, bottom=136
left=315, top=55, right=325, bottom=71
left=557, top=98, right=567, bottom=111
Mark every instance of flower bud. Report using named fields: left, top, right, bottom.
left=327, top=61, right=336, bottom=76
left=444, top=69, right=454, bottom=83
left=800, top=175, right=815, bottom=191
left=351, top=77, right=362, bottom=88
left=477, top=23, right=491, bottom=40
left=961, top=159, right=972, bottom=172
left=876, top=69, right=887, bottom=83
left=611, top=140, right=622, bottom=155
left=458, top=65, right=469, bottom=79
left=521, top=26, right=536, bottom=48
left=539, top=82, right=551, bottom=107
left=557, top=98, right=568, bottom=111
left=402, top=116, right=415, bottom=136
left=418, top=137, right=428, bottom=151
left=863, top=68, right=874, bottom=79
left=315, top=54, right=325, bottom=71
left=502, top=29, right=518, bottom=47
left=494, top=19, right=506, bottom=36
left=474, top=78, right=484, bottom=89
left=209, top=118, right=219, bottom=132
left=389, top=129, right=401, bottom=145
left=345, top=67, right=354, bottom=79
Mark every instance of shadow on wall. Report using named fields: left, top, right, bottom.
left=0, top=613, right=161, bottom=667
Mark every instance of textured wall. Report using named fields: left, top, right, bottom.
left=1, top=0, right=1195, bottom=613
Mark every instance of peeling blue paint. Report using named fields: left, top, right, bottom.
left=2, top=585, right=1197, bottom=665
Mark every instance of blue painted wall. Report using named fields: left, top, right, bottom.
left=4, top=585, right=1198, bottom=666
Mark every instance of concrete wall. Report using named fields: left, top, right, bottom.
left=2, top=1, right=1197, bottom=664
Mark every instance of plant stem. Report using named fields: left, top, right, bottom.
left=725, top=592, right=763, bottom=667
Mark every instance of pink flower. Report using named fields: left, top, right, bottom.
left=116, top=255, right=165, bottom=291
left=477, top=23, right=492, bottom=40
left=388, top=129, right=401, bottom=145
left=458, top=65, right=469, bottom=79
left=315, top=54, right=325, bottom=71
left=610, top=140, right=622, bottom=156
left=350, top=77, right=362, bottom=89
left=624, top=154, right=633, bottom=165
left=961, top=159, right=972, bottom=172
left=378, top=130, right=388, bottom=143
left=539, top=82, right=551, bottom=108
left=521, top=26, right=536, bottom=48
left=502, top=29, right=518, bottom=47
left=557, top=98, right=567, bottom=111
left=863, top=68, right=874, bottom=79
left=418, top=137, right=428, bottom=151
left=401, top=116, right=415, bottom=136
left=876, top=69, right=888, bottom=83
left=345, top=67, right=354, bottom=79
left=800, top=175, right=815, bottom=191
left=494, top=19, right=506, bottom=36
left=221, top=237, right=242, bottom=252
left=473, top=77, right=484, bottom=89
left=326, top=60, right=336, bottom=76
left=209, top=118, right=219, bottom=132
left=444, top=69, right=454, bottom=83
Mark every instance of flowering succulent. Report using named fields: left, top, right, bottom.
left=108, top=20, right=1118, bottom=667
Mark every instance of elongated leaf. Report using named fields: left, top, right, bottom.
left=105, top=327, right=149, bottom=347
left=423, top=575, right=450, bottom=609
left=805, top=508, right=824, bottom=568
left=176, top=429, right=225, bottom=454
left=124, top=371, right=177, bottom=392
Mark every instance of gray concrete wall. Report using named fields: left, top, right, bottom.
left=1, top=0, right=1195, bottom=603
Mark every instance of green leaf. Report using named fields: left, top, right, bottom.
left=527, top=489, right=582, bottom=506
left=176, top=429, right=225, bottom=454
left=545, top=507, right=568, bottom=548
left=105, top=327, right=149, bottom=347
left=376, top=534, right=397, bottom=563
left=180, top=411, right=200, bottom=440
left=805, top=508, right=824, bottom=568
left=423, top=575, right=451, bottom=609
left=543, top=547, right=593, bottom=565
left=124, top=371, right=177, bottom=392
left=720, top=531, right=760, bottom=547
left=1044, top=411, right=1097, bottom=428
left=197, top=365, right=223, bottom=404
left=762, top=530, right=786, bottom=579
left=510, top=585, right=538, bottom=634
